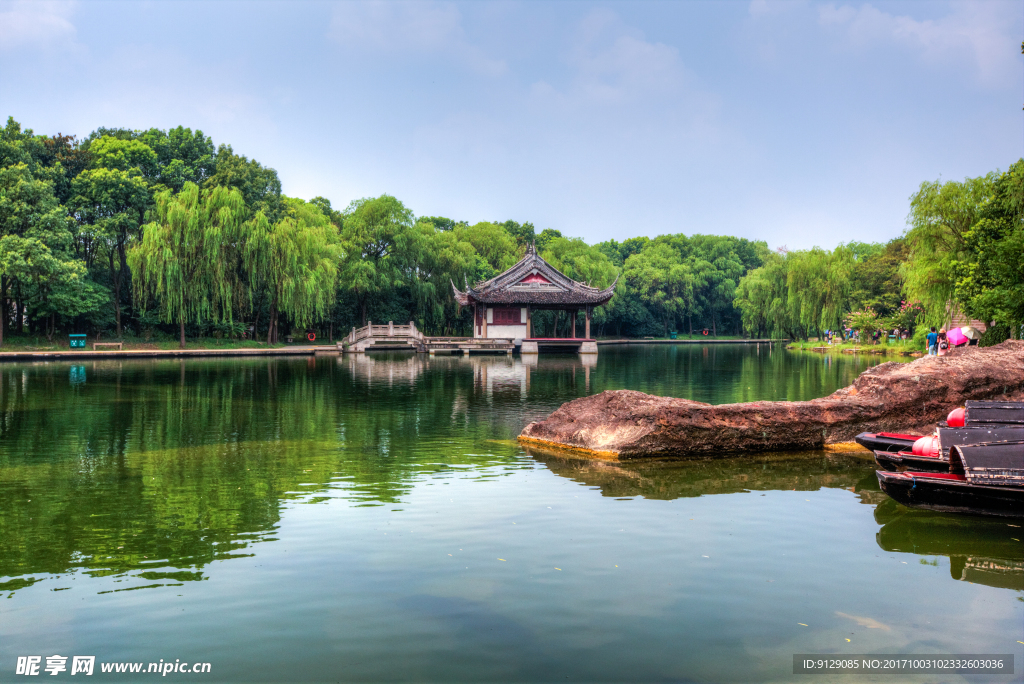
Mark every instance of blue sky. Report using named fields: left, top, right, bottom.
left=1, top=0, right=1019, bottom=249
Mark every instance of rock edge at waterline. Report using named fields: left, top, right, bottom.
left=518, top=340, right=1024, bottom=459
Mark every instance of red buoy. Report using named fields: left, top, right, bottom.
left=307, top=332, right=316, bottom=342
left=946, top=407, right=965, bottom=427
left=911, top=435, right=939, bottom=458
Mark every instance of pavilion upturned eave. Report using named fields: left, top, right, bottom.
left=450, top=242, right=617, bottom=310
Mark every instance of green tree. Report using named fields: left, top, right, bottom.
left=36, top=133, right=93, bottom=204
left=207, top=145, right=282, bottom=221
left=0, top=236, right=107, bottom=340
left=245, top=197, right=342, bottom=344
left=86, top=136, right=159, bottom=180
left=733, top=252, right=796, bottom=338
left=784, top=247, right=855, bottom=338
left=541, top=236, right=619, bottom=336
left=902, top=173, right=996, bottom=324
left=137, top=126, right=217, bottom=192
left=409, top=224, right=481, bottom=335
left=623, top=243, right=693, bottom=336
left=453, top=221, right=520, bottom=271
left=311, top=196, right=345, bottom=228
left=502, top=220, right=535, bottom=248
left=848, top=239, right=907, bottom=319
left=338, top=195, right=417, bottom=326
left=128, top=183, right=248, bottom=348
left=0, top=158, right=75, bottom=344
left=951, top=160, right=1024, bottom=339
left=535, top=228, right=563, bottom=252
left=69, top=167, right=150, bottom=335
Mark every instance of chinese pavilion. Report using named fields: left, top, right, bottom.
left=451, top=243, right=616, bottom=354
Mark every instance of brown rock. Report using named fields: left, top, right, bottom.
left=519, top=340, right=1024, bottom=459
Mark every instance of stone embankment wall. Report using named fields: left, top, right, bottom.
left=519, top=340, right=1024, bottom=459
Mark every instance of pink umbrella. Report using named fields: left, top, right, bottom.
left=947, top=327, right=968, bottom=346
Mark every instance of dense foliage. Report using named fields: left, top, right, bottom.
left=902, top=161, right=1024, bottom=342
left=0, top=116, right=1019, bottom=345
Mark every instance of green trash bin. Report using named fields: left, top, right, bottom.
left=69, top=334, right=86, bottom=349
left=669, top=331, right=678, bottom=340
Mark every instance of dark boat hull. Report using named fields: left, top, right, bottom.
left=855, top=432, right=923, bottom=453
left=873, top=450, right=948, bottom=473
left=876, top=470, right=1024, bottom=519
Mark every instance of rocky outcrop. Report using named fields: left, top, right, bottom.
left=519, top=340, right=1024, bottom=459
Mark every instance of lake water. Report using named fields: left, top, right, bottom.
left=0, top=345, right=1020, bottom=683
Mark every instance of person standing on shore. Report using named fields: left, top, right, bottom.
left=937, top=328, right=949, bottom=356
left=927, top=327, right=938, bottom=355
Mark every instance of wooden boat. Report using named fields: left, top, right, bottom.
left=854, top=431, right=924, bottom=453
left=947, top=400, right=1024, bottom=427
left=861, top=399, right=1024, bottom=460
left=872, top=426, right=1024, bottom=472
left=965, top=400, right=1024, bottom=425
left=874, top=450, right=945, bottom=473
left=876, top=441, right=1024, bottom=518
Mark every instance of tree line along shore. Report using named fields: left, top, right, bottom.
left=1, top=116, right=1021, bottom=349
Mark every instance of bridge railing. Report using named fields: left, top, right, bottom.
left=345, top=321, right=424, bottom=345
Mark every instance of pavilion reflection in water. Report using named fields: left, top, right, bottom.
left=341, top=351, right=598, bottom=397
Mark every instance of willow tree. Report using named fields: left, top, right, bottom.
left=784, top=247, right=855, bottom=338
left=245, top=197, right=341, bottom=344
left=734, top=253, right=789, bottom=338
left=128, top=182, right=247, bottom=348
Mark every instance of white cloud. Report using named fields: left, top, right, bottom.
left=0, top=0, right=77, bottom=51
left=566, top=9, right=687, bottom=103
left=327, top=1, right=506, bottom=76
left=818, top=1, right=1019, bottom=85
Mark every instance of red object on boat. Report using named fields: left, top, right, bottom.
left=912, top=435, right=939, bottom=458
left=904, top=472, right=967, bottom=482
left=947, top=407, right=966, bottom=427
left=878, top=432, right=924, bottom=441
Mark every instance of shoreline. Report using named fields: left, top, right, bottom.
left=0, top=337, right=789, bottom=361
left=597, top=338, right=787, bottom=345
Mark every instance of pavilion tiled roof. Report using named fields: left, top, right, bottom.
left=451, top=243, right=617, bottom=308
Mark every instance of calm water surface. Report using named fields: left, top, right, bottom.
left=0, top=345, right=1020, bottom=683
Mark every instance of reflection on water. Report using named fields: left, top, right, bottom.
left=874, top=499, right=1024, bottom=591
left=0, top=347, right=1019, bottom=682
left=525, top=446, right=882, bottom=500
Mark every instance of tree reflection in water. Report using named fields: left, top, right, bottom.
left=0, top=347, right=896, bottom=597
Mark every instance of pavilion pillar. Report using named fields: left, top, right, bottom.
left=526, top=306, right=532, bottom=338
left=482, top=307, right=488, bottom=339
left=585, top=307, right=591, bottom=339
left=571, top=309, right=576, bottom=339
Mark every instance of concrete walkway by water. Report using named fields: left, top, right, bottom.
left=0, top=345, right=332, bottom=361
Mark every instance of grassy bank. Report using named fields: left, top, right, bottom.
left=786, top=339, right=924, bottom=356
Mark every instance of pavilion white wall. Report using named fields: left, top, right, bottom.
left=486, top=324, right=527, bottom=338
